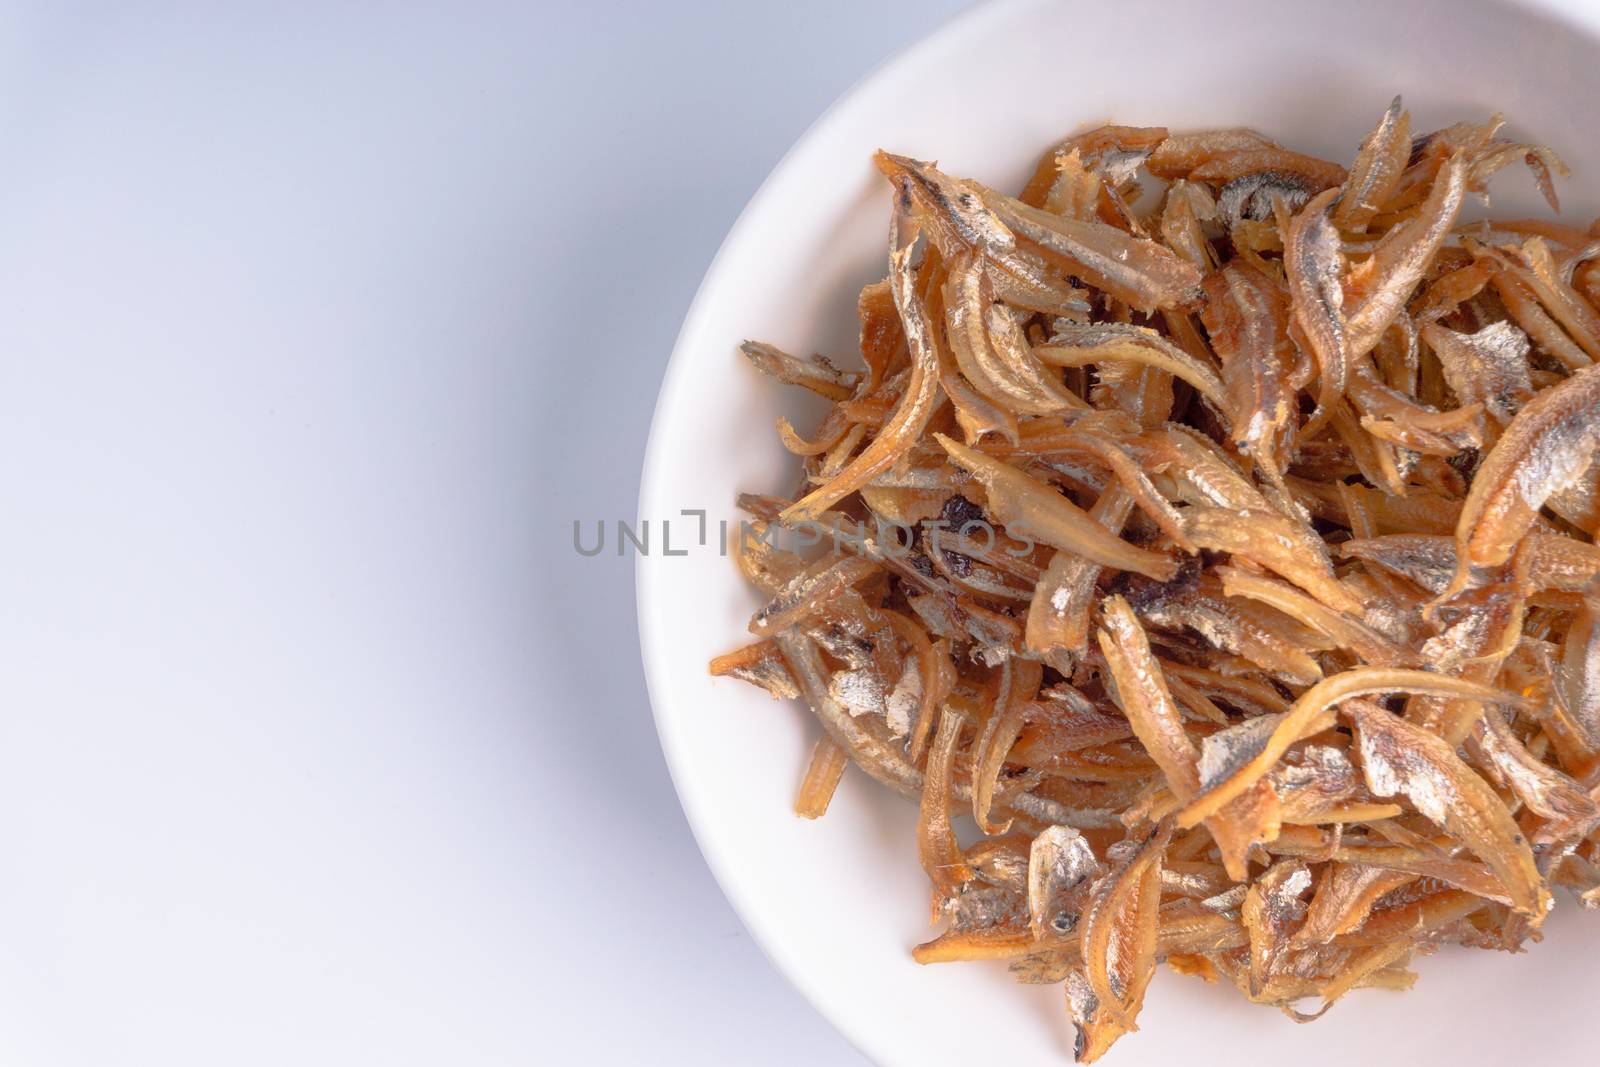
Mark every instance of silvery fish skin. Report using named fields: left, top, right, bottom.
left=1559, top=595, right=1600, bottom=745
left=1417, top=579, right=1522, bottom=673
left=1218, top=170, right=1315, bottom=227
left=1095, top=148, right=1154, bottom=189
left=826, top=665, right=889, bottom=720
left=712, top=643, right=801, bottom=700
left=776, top=632, right=1094, bottom=829
left=1333, top=95, right=1410, bottom=232
left=1345, top=152, right=1469, bottom=361
left=1346, top=698, right=1551, bottom=917
left=1198, top=714, right=1285, bottom=793
left=838, top=655, right=915, bottom=739
left=1200, top=262, right=1296, bottom=478
left=985, top=300, right=1088, bottom=412
left=876, top=151, right=1126, bottom=316
left=984, top=245, right=1099, bottom=318
left=1346, top=530, right=1600, bottom=595
left=1065, top=968, right=1117, bottom=1064
left=1546, top=461, right=1600, bottom=534
left=874, top=152, right=1016, bottom=257
left=1157, top=422, right=1274, bottom=511
left=1423, top=319, right=1533, bottom=423
left=1078, top=822, right=1170, bottom=1054
left=751, top=554, right=878, bottom=636
left=1036, top=321, right=1231, bottom=421
left=1142, top=592, right=1323, bottom=686
left=944, top=254, right=1080, bottom=414
left=942, top=882, right=1030, bottom=933
left=1180, top=669, right=1525, bottom=830
left=1284, top=186, right=1348, bottom=430
left=1448, top=361, right=1600, bottom=592
left=1469, top=706, right=1599, bottom=847
left=1200, top=884, right=1250, bottom=914
left=982, top=191, right=1204, bottom=313
left=1189, top=146, right=1347, bottom=190
left=1271, top=745, right=1361, bottom=820
left=1028, top=825, right=1105, bottom=939
left=969, top=838, right=1031, bottom=894
left=1243, top=859, right=1313, bottom=991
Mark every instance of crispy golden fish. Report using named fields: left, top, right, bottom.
left=714, top=98, right=1600, bottom=1060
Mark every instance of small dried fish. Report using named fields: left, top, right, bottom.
left=1345, top=699, right=1551, bottom=917
left=1179, top=669, right=1527, bottom=825
left=1036, top=322, right=1231, bottom=420
left=708, top=639, right=800, bottom=699
left=1559, top=593, right=1600, bottom=745
left=1298, top=864, right=1416, bottom=944
left=984, top=192, right=1204, bottom=313
left=1332, top=96, right=1411, bottom=232
left=1077, top=820, right=1172, bottom=1053
left=1345, top=153, right=1469, bottom=361
left=793, top=736, right=849, bottom=818
left=937, top=434, right=1179, bottom=579
left=1146, top=128, right=1276, bottom=178
left=1343, top=530, right=1600, bottom=595
left=1218, top=170, right=1316, bottom=227
left=1284, top=187, right=1348, bottom=431
left=1098, top=596, right=1202, bottom=799
left=1242, top=859, right=1312, bottom=993
left=1182, top=506, right=1361, bottom=614
left=1029, top=825, right=1104, bottom=940
left=740, top=340, right=860, bottom=400
left=1421, top=320, right=1534, bottom=423
left=1468, top=706, right=1599, bottom=847
left=782, top=199, right=943, bottom=521
left=715, top=104, right=1595, bottom=1062
left=1201, top=262, right=1299, bottom=480
left=1190, top=149, right=1346, bottom=191
left=1025, top=484, right=1136, bottom=656
left=1445, top=362, right=1600, bottom=595
left=920, top=704, right=976, bottom=894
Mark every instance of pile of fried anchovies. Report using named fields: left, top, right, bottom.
left=709, top=98, right=1600, bottom=1060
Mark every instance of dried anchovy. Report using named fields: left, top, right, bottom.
left=711, top=99, right=1600, bottom=1061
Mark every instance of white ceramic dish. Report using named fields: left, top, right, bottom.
left=639, top=0, right=1600, bottom=1062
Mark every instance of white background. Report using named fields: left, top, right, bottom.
left=0, top=1, right=967, bottom=1063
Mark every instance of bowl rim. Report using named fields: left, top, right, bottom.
left=635, top=0, right=1600, bottom=1061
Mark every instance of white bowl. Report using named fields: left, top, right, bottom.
left=638, top=0, right=1600, bottom=1062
